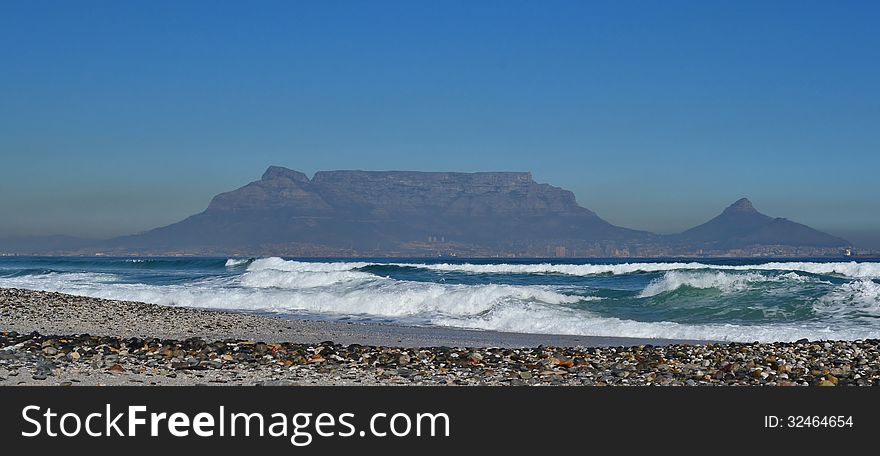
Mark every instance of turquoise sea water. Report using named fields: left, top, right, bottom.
left=1, top=256, right=879, bottom=342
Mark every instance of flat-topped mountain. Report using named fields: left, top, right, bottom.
left=667, top=198, right=850, bottom=250
left=210, top=166, right=591, bottom=217
left=109, top=166, right=651, bottom=255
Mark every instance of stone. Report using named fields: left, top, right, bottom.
left=258, top=380, right=299, bottom=386
left=467, top=353, right=483, bottom=365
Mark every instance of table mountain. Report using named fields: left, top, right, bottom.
left=109, top=166, right=652, bottom=254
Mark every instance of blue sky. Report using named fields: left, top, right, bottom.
left=1, top=1, right=878, bottom=246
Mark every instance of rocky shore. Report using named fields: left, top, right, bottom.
left=2, top=331, right=878, bottom=386
left=2, top=288, right=878, bottom=386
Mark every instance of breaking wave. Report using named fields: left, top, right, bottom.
left=813, top=280, right=880, bottom=319
left=435, top=304, right=877, bottom=342
left=247, top=257, right=374, bottom=272
left=403, top=260, right=880, bottom=279
left=1, top=270, right=585, bottom=319
left=238, top=268, right=377, bottom=289
left=236, top=257, right=880, bottom=279
left=4, top=256, right=880, bottom=343
left=638, top=271, right=817, bottom=298
left=224, top=258, right=253, bottom=267
left=406, top=261, right=710, bottom=276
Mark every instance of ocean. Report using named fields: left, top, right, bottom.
left=1, top=256, right=879, bottom=343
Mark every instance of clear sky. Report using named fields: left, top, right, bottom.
left=1, top=1, right=878, bottom=247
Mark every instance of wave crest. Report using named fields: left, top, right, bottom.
left=404, top=261, right=715, bottom=276
left=224, top=258, right=252, bottom=267
left=435, top=305, right=876, bottom=343
left=638, top=271, right=815, bottom=298
left=241, top=257, right=880, bottom=279
left=239, top=269, right=377, bottom=289
left=406, top=261, right=880, bottom=279
left=247, top=257, right=373, bottom=272
left=814, top=279, right=880, bottom=318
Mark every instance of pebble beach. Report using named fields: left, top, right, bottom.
left=1, top=288, right=878, bottom=386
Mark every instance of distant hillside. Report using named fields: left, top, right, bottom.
left=666, top=198, right=850, bottom=250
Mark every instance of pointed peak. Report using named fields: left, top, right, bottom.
left=261, top=166, right=310, bottom=183
left=725, top=197, right=757, bottom=213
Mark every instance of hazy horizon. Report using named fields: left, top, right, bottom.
left=1, top=1, right=878, bottom=247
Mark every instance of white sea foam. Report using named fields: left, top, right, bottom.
left=403, top=260, right=880, bottom=279
left=435, top=303, right=878, bottom=342
left=238, top=268, right=377, bottom=289
left=0, top=269, right=583, bottom=318
left=814, top=280, right=880, bottom=318
left=639, top=271, right=762, bottom=297
left=247, top=257, right=373, bottom=272
left=638, top=271, right=816, bottom=298
left=0, top=271, right=119, bottom=286
left=739, top=262, right=880, bottom=279
left=402, top=261, right=711, bottom=275
left=224, top=258, right=251, bottom=267
left=0, top=272, right=123, bottom=298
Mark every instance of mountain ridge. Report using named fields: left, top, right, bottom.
left=0, top=166, right=854, bottom=257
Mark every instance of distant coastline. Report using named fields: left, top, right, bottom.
left=0, top=251, right=869, bottom=259
left=0, top=245, right=866, bottom=259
